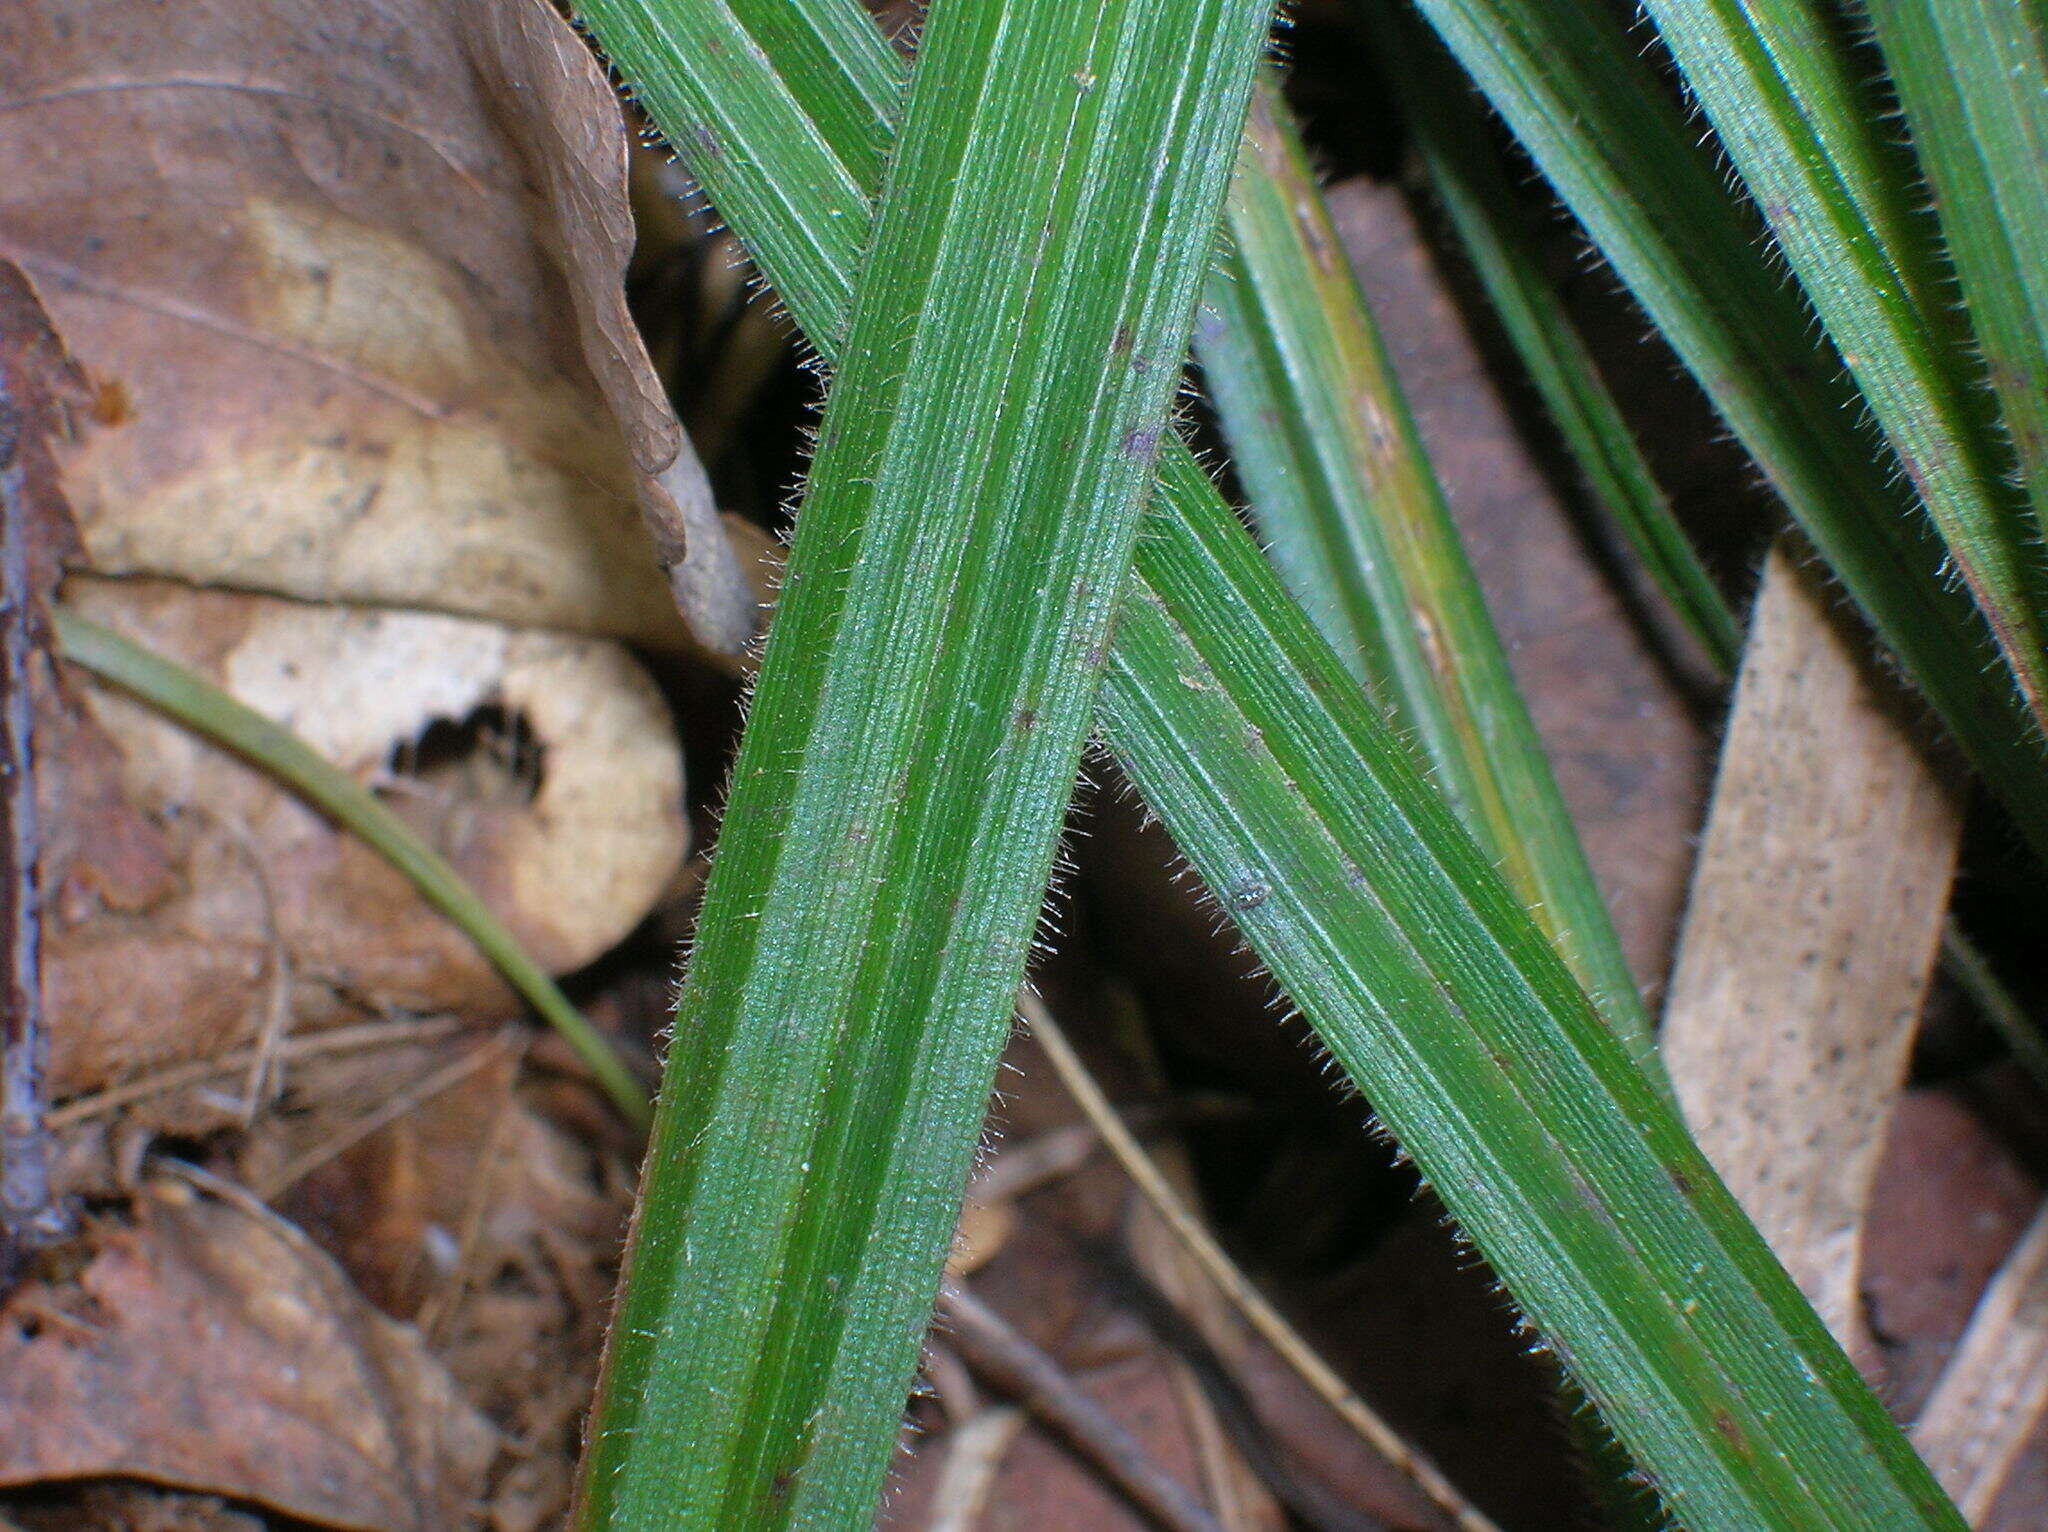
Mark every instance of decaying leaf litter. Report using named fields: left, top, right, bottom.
left=3, top=0, right=2048, bottom=1527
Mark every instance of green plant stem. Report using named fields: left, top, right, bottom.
left=1361, top=1, right=2048, bottom=1103
left=573, top=0, right=1274, bottom=1521
left=1114, top=447, right=1964, bottom=1531
left=1408, top=0, right=2048, bottom=869
left=51, top=609, right=650, bottom=1129
left=577, top=0, right=1967, bottom=1522
left=1197, top=75, right=1660, bottom=1076
left=1634, top=0, right=2048, bottom=725
left=1355, top=0, right=1741, bottom=674
left=1864, top=0, right=2048, bottom=545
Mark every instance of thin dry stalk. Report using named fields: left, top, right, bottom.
left=938, top=1281, right=1227, bottom=1532
left=250, top=1029, right=523, bottom=1199
left=1020, top=993, right=1501, bottom=1532
left=1914, top=1202, right=2048, bottom=1522
left=46, top=1015, right=472, bottom=1130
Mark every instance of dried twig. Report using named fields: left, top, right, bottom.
left=1103, top=996, right=1286, bottom=1532
left=0, top=379, right=59, bottom=1259
left=0, top=267, right=81, bottom=1262
left=46, top=1014, right=472, bottom=1129
left=1020, top=992, right=1500, bottom=1532
left=970, top=1122, right=1103, bottom=1206
left=937, top=1280, right=1227, bottom=1532
left=920, top=1340, right=983, bottom=1429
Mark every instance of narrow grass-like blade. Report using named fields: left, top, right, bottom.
left=1361, top=0, right=2048, bottom=1097
left=1196, top=76, right=1658, bottom=1072
left=51, top=610, right=650, bottom=1128
left=1356, top=0, right=1741, bottom=674
left=1864, top=0, right=2048, bottom=551
left=1409, top=0, right=2048, bottom=866
left=1366, top=0, right=2048, bottom=1116
left=572, top=0, right=1274, bottom=1522
left=1632, top=0, right=2048, bottom=722
left=577, top=1, right=1966, bottom=1522
left=1118, top=444, right=1962, bottom=1531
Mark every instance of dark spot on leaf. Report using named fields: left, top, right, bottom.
left=1013, top=708, right=1036, bottom=732
left=1569, top=1170, right=1618, bottom=1230
left=1120, top=425, right=1161, bottom=463
left=1295, top=199, right=1339, bottom=272
left=1898, top=450, right=1929, bottom=499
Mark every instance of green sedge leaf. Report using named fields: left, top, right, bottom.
left=573, top=0, right=1274, bottom=1522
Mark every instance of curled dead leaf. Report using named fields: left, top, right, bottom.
left=0, top=0, right=753, bottom=655
left=0, top=1174, right=496, bottom=1532
left=47, top=576, right=687, bottom=1096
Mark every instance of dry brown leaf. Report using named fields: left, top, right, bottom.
left=0, top=0, right=753, bottom=655
left=264, top=1056, right=631, bottom=1532
left=269, top=1048, right=626, bottom=1339
left=5, top=1482, right=268, bottom=1532
left=1664, top=544, right=1964, bottom=1359
left=0, top=1175, right=496, bottom=1532
left=47, top=575, right=687, bottom=1096
left=1914, top=1202, right=2048, bottom=1524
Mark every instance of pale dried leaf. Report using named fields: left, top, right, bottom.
left=926, top=1406, right=1028, bottom=1532
left=0, top=0, right=751, bottom=654
left=1664, top=544, right=1963, bottom=1358
left=1915, top=1202, right=2048, bottom=1524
